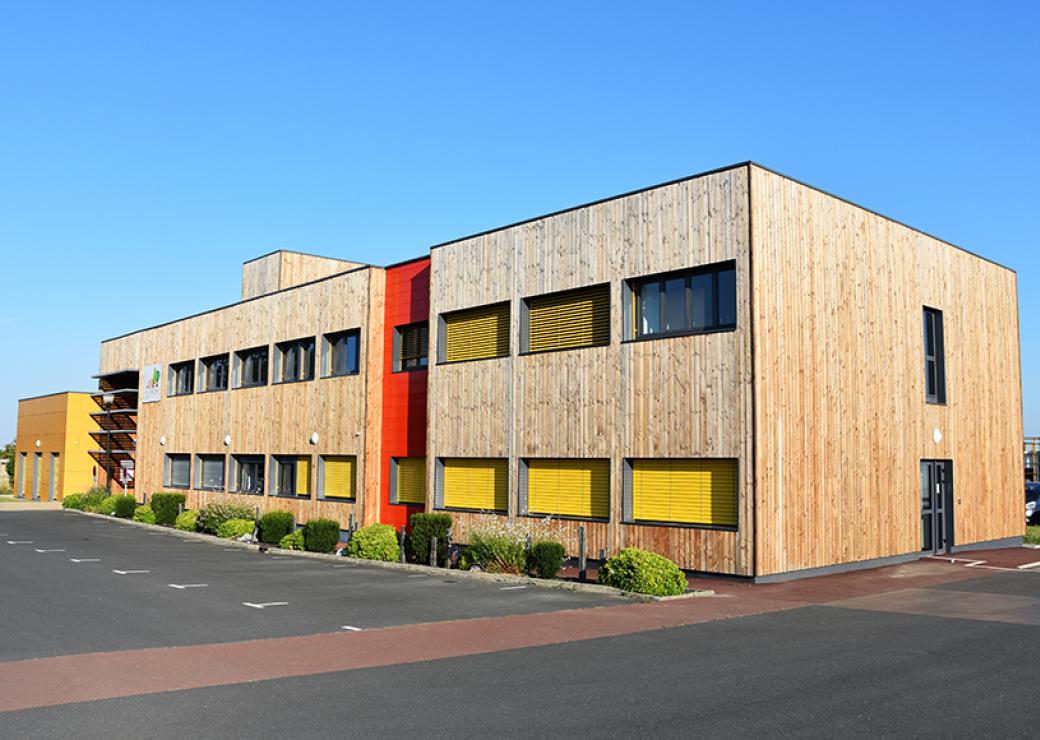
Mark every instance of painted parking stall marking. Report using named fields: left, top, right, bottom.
left=341, top=625, right=364, bottom=632
left=168, top=584, right=208, bottom=589
left=242, top=602, right=289, bottom=609
left=70, top=558, right=101, bottom=563
left=7, top=540, right=34, bottom=545
left=112, top=569, right=151, bottom=575
left=35, top=549, right=66, bottom=553
left=500, top=586, right=528, bottom=591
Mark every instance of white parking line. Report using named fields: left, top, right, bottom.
left=35, top=549, right=66, bottom=553
left=112, top=569, right=151, bottom=575
left=407, top=574, right=428, bottom=578
left=242, top=601, right=289, bottom=609
left=70, top=558, right=101, bottom=563
left=7, top=540, right=34, bottom=545
left=1017, top=561, right=1040, bottom=570
left=341, top=625, right=364, bottom=632
left=168, top=583, right=208, bottom=589
left=500, top=585, right=527, bottom=591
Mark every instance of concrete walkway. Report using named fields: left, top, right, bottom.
left=0, top=497, right=61, bottom=511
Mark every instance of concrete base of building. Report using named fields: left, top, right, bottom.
left=949, top=535, right=1024, bottom=553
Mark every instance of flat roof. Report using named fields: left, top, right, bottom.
left=242, top=248, right=372, bottom=267
left=18, top=391, right=94, bottom=403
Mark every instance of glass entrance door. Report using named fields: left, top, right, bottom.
left=921, top=460, right=953, bottom=554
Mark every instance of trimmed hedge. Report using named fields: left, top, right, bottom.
left=174, top=510, right=198, bottom=532
left=345, top=523, right=399, bottom=561
left=408, top=512, right=451, bottom=565
left=279, top=530, right=305, bottom=550
left=196, top=500, right=255, bottom=534
left=303, top=518, right=340, bottom=554
left=597, top=548, right=686, bottom=596
left=151, top=492, right=186, bottom=526
left=527, top=540, right=566, bottom=579
left=111, top=494, right=137, bottom=519
left=63, top=487, right=107, bottom=512
left=259, top=511, right=295, bottom=544
left=133, top=504, right=157, bottom=525
left=97, top=496, right=118, bottom=516
left=217, top=518, right=255, bottom=539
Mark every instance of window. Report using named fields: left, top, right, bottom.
left=440, top=302, right=510, bottom=363
left=168, top=361, right=195, bottom=396
left=394, top=322, right=429, bottom=372
left=624, top=459, right=738, bottom=528
left=273, top=455, right=311, bottom=497
left=232, top=455, right=265, bottom=495
left=437, top=458, right=508, bottom=513
left=391, top=457, right=426, bottom=504
left=235, top=346, right=269, bottom=388
left=194, top=454, right=226, bottom=491
left=323, top=329, right=360, bottom=377
left=320, top=455, right=356, bottom=500
left=522, top=459, right=609, bottom=520
left=274, top=337, right=315, bottom=383
left=523, top=284, right=610, bottom=353
left=164, top=454, right=191, bottom=489
left=627, top=262, right=736, bottom=339
left=923, top=307, right=946, bottom=404
left=199, top=354, right=229, bottom=392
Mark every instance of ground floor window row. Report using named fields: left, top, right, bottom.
left=162, top=453, right=357, bottom=501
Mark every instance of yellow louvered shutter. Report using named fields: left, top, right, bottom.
left=444, top=303, right=510, bottom=362
left=527, top=284, right=610, bottom=353
left=631, top=459, right=738, bottom=527
left=442, top=458, right=508, bottom=512
left=527, top=459, right=609, bottom=519
left=323, top=456, right=356, bottom=499
left=296, top=456, right=311, bottom=496
left=395, top=457, right=426, bottom=504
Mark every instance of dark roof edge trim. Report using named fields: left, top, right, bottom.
left=18, top=391, right=95, bottom=403
left=242, top=248, right=372, bottom=267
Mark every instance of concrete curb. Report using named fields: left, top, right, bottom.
left=69, top=509, right=713, bottom=602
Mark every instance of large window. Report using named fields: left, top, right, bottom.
left=624, top=459, right=738, bottom=528
left=391, top=457, right=426, bottom=504
left=320, top=455, right=356, bottom=500
left=164, top=454, right=191, bottom=489
left=168, top=361, right=195, bottom=397
left=923, top=307, right=946, bottom=404
left=199, top=353, right=229, bottom=392
left=232, top=454, right=265, bottom=495
left=522, top=458, right=609, bottom=520
left=235, top=346, right=269, bottom=388
left=394, top=322, right=429, bottom=372
left=440, top=302, right=510, bottom=363
left=273, top=455, right=311, bottom=497
left=437, top=458, right=508, bottom=513
left=194, top=454, right=226, bottom=491
left=523, top=284, right=610, bottom=353
left=275, top=337, right=315, bottom=384
left=627, top=262, right=736, bottom=339
left=323, top=329, right=360, bottom=377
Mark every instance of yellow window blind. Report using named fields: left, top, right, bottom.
left=296, top=456, right=311, bottom=496
left=442, top=458, right=508, bottom=512
left=323, top=456, right=356, bottom=499
left=631, top=459, right=737, bottom=527
left=527, top=459, right=609, bottom=519
left=444, top=303, right=510, bottom=363
left=395, top=457, right=426, bottom=504
left=527, top=284, right=610, bottom=353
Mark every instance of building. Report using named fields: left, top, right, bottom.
left=93, top=162, right=1023, bottom=580
left=14, top=392, right=100, bottom=501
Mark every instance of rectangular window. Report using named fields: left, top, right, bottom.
left=164, top=454, right=191, bottom=489
left=923, top=307, right=946, bottom=404
left=168, top=361, right=195, bottom=396
left=441, top=302, right=510, bottom=363
left=323, top=329, right=360, bottom=377
left=391, top=457, right=426, bottom=504
left=394, top=322, right=429, bottom=372
left=194, top=454, right=226, bottom=491
left=275, top=337, right=315, bottom=383
left=232, top=454, right=265, bottom=495
left=273, top=455, right=311, bottom=497
left=320, top=455, right=357, bottom=500
left=627, top=261, right=736, bottom=340
left=235, top=346, right=269, bottom=388
left=524, top=284, right=610, bottom=354
left=523, top=458, right=609, bottom=520
left=439, top=458, right=508, bottom=513
left=198, top=353, right=229, bottom=392
left=625, top=459, right=738, bottom=528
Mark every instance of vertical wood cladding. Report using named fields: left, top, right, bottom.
left=750, top=165, right=1023, bottom=576
left=428, top=167, right=755, bottom=575
left=241, top=251, right=365, bottom=300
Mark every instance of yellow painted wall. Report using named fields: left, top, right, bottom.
left=14, top=392, right=98, bottom=501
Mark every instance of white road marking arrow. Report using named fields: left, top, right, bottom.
left=70, top=558, right=101, bottom=563
left=112, top=569, right=151, bottom=575
left=168, top=583, right=208, bottom=589
left=7, top=540, right=34, bottom=544
left=242, top=601, right=289, bottom=609
left=35, top=549, right=66, bottom=553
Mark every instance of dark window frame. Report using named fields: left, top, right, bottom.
left=323, top=329, right=361, bottom=378
left=168, top=360, right=195, bottom=397
left=194, top=453, right=226, bottom=492
left=198, top=353, right=230, bottom=393
left=275, top=337, right=316, bottom=384
left=235, top=345, right=269, bottom=389
left=232, top=454, right=265, bottom=496
left=164, top=453, right=191, bottom=490
left=624, top=261, right=737, bottom=342
left=393, top=321, right=429, bottom=373
left=519, top=283, right=612, bottom=355
left=272, top=455, right=309, bottom=498
left=923, top=306, right=947, bottom=405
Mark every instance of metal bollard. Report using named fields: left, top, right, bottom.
left=578, top=526, right=587, bottom=583
left=430, top=537, right=438, bottom=567
left=399, top=528, right=406, bottom=563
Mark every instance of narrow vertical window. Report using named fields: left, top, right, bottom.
left=923, top=307, right=946, bottom=404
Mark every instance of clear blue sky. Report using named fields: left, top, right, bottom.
left=1, top=1, right=1037, bottom=442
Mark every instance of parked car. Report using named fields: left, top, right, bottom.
left=1027, top=482, right=1040, bottom=525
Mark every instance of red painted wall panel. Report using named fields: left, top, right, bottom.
left=379, top=258, right=430, bottom=529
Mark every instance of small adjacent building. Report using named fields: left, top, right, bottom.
left=14, top=392, right=99, bottom=502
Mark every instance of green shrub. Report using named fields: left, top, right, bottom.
left=111, top=494, right=137, bottom=519
left=464, top=521, right=529, bottom=575
left=133, top=504, right=157, bottom=525
left=97, top=495, right=119, bottom=516
left=597, top=548, right=687, bottom=596
left=217, top=518, right=255, bottom=539
left=1026, top=526, right=1040, bottom=545
left=259, top=511, right=295, bottom=544
left=408, top=512, right=451, bottom=565
left=196, top=499, right=255, bottom=534
left=150, top=492, right=186, bottom=526
left=279, top=530, right=305, bottom=550
left=345, top=523, right=399, bottom=561
left=77, top=487, right=110, bottom=513
left=527, top=540, right=566, bottom=579
left=174, top=510, right=198, bottom=532
left=303, top=518, right=341, bottom=554
left=62, top=493, right=85, bottom=510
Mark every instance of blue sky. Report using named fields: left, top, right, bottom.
left=1, top=1, right=1037, bottom=442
